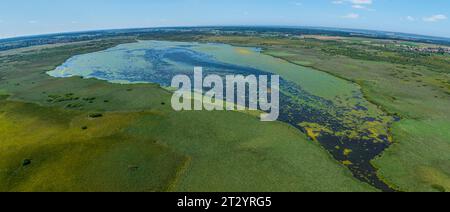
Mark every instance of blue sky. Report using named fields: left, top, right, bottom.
left=0, top=0, right=449, bottom=38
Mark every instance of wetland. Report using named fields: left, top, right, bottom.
left=47, top=40, right=395, bottom=191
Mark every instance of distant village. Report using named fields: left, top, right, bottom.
left=403, top=45, right=450, bottom=54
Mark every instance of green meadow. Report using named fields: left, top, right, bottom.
left=0, top=39, right=374, bottom=192
left=199, top=35, right=450, bottom=192
left=1, top=32, right=449, bottom=192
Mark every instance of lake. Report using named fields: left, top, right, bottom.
left=48, top=40, right=394, bottom=191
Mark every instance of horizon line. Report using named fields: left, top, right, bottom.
left=1, top=24, right=450, bottom=42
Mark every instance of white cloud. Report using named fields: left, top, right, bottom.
left=28, top=20, right=38, bottom=24
left=406, top=16, right=415, bottom=21
left=350, top=0, right=372, bottom=4
left=342, top=13, right=360, bottom=19
left=333, top=0, right=373, bottom=5
left=333, top=0, right=374, bottom=10
left=423, top=14, right=447, bottom=22
left=352, top=5, right=366, bottom=9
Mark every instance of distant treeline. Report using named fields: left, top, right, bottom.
left=1, top=26, right=450, bottom=51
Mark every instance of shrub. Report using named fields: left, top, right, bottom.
left=88, top=113, right=103, bottom=118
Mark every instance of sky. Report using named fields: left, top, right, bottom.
left=0, top=0, right=449, bottom=39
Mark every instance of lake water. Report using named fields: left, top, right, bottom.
left=48, top=40, right=394, bottom=191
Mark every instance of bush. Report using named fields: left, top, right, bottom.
left=22, top=159, right=32, bottom=167
left=88, top=113, right=103, bottom=118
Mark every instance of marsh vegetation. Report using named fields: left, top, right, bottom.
left=0, top=28, right=449, bottom=192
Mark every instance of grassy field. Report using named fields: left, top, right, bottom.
left=2, top=33, right=449, bottom=192
left=0, top=39, right=374, bottom=191
left=198, top=35, right=450, bottom=192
